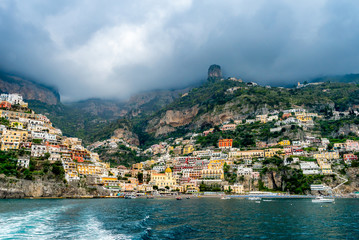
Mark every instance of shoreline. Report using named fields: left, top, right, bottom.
left=13, top=194, right=358, bottom=200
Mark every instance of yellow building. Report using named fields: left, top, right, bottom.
left=264, top=148, right=284, bottom=158
left=224, top=184, right=244, bottom=194
left=63, top=161, right=79, bottom=180
left=183, top=183, right=199, bottom=193
left=333, top=143, right=346, bottom=149
left=182, top=145, right=195, bottom=155
left=10, top=122, right=24, bottom=129
left=101, top=176, right=119, bottom=188
left=0, top=110, right=36, bottom=120
left=1, top=129, right=28, bottom=151
left=132, top=162, right=143, bottom=170
left=150, top=167, right=176, bottom=189
left=297, top=115, right=312, bottom=122
left=77, top=164, right=102, bottom=176
left=201, top=159, right=225, bottom=180
left=229, top=150, right=264, bottom=160
left=316, top=159, right=333, bottom=175
left=256, top=115, right=268, bottom=123
left=278, top=140, right=290, bottom=146
left=314, top=151, right=340, bottom=160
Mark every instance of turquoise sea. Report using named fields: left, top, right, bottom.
left=0, top=198, right=358, bottom=239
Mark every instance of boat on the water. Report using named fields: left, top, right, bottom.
left=176, top=197, right=182, bottom=200
left=248, top=197, right=261, bottom=201
left=221, top=196, right=231, bottom=200
left=125, top=195, right=137, bottom=199
left=312, top=196, right=335, bottom=203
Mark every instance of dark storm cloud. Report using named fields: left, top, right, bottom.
left=1, top=0, right=359, bottom=101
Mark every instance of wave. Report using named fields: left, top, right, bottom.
left=0, top=205, right=70, bottom=239
left=76, top=216, right=132, bottom=240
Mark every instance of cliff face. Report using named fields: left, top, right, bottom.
left=0, top=73, right=59, bottom=105
left=113, top=127, right=140, bottom=146
left=208, top=64, right=222, bottom=81
left=146, top=106, right=199, bottom=137
left=0, top=175, right=107, bottom=199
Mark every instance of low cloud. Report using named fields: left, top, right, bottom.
left=1, top=0, right=359, bottom=101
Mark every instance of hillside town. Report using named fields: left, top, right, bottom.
left=1, top=93, right=359, bottom=197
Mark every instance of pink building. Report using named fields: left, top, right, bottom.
left=343, top=154, right=358, bottom=165
left=346, top=140, right=359, bottom=152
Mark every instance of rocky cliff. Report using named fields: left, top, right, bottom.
left=113, top=127, right=140, bottom=146
left=0, top=175, right=108, bottom=199
left=146, top=106, right=199, bottom=137
left=0, top=72, right=60, bottom=105
left=208, top=64, right=222, bottom=81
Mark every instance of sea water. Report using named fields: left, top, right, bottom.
left=0, top=198, right=358, bottom=239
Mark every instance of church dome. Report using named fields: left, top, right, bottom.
left=165, top=167, right=172, bottom=173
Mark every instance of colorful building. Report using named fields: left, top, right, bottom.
left=218, top=139, right=233, bottom=149
left=150, top=167, right=177, bottom=189
left=182, top=145, right=195, bottom=155
left=278, top=140, right=291, bottom=146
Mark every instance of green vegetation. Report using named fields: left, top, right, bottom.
left=95, top=144, right=149, bottom=167
left=26, top=80, right=359, bottom=149
left=261, top=156, right=325, bottom=194
left=0, top=150, right=65, bottom=181
left=128, top=81, right=359, bottom=147
left=0, top=117, right=10, bottom=127
left=28, top=100, right=111, bottom=145
left=199, top=182, right=222, bottom=192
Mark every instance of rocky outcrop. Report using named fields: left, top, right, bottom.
left=146, top=106, right=199, bottom=136
left=337, top=124, right=359, bottom=137
left=0, top=73, right=60, bottom=104
left=208, top=64, right=222, bottom=81
left=113, top=127, right=140, bottom=146
left=0, top=175, right=107, bottom=199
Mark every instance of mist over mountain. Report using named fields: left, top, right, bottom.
left=1, top=1, right=359, bottom=101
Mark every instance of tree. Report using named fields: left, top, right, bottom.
left=137, top=172, right=143, bottom=183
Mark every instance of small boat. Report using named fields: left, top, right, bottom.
left=186, top=197, right=191, bottom=199
left=221, top=196, right=231, bottom=200
left=176, top=197, right=182, bottom=200
left=125, top=195, right=137, bottom=199
left=255, top=201, right=261, bottom=203
left=312, top=196, right=335, bottom=203
left=248, top=197, right=261, bottom=201
left=146, top=195, right=154, bottom=199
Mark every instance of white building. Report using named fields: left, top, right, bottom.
left=153, top=165, right=166, bottom=173
left=237, top=166, right=253, bottom=176
left=17, top=157, right=30, bottom=168
left=31, top=144, right=47, bottom=157
left=0, top=93, right=25, bottom=105
left=299, top=162, right=320, bottom=175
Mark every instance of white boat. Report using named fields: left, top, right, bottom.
left=248, top=197, right=261, bottom=201
left=312, top=196, right=335, bottom=203
left=125, top=195, right=137, bottom=199
left=221, top=196, right=231, bottom=200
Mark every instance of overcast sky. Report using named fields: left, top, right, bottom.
left=1, top=0, right=359, bottom=101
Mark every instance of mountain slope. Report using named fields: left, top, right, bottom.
left=124, top=80, right=359, bottom=146
left=311, top=74, right=359, bottom=84
left=0, top=71, right=60, bottom=104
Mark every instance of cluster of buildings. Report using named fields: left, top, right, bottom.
left=2, top=94, right=358, bottom=195
left=98, top=107, right=359, bottom=194
left=0, top=94, right=115, bottom=184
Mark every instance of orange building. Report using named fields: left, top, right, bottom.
left=218, top=139, right=233, bottom=148
left=0, top=101, right=11, bottom=109
left=71, top=149, right=90, bottom=163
